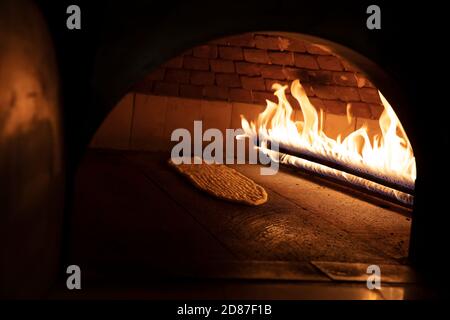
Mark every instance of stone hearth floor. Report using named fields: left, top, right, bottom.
left=59, top=149, right=424, bottom=299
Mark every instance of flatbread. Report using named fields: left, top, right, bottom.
left=168, top=159, right=268, bottom=206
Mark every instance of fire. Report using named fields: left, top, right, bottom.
left=241, top=79, right=416, bottom=202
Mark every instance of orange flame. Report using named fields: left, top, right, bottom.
left=241, top=79, right=416, bottom=188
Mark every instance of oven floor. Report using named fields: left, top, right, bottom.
left=63, top=149, right=418, bottom=299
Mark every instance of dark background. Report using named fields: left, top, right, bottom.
left=33, top=0, right=449, bottom=296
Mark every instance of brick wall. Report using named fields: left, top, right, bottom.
left=133, top=32, right=384, bottom=120
left=91, top=93, right=381, bottom=151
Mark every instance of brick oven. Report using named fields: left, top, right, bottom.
left=70, top=32, right=419, bottom=299
left=1, top=0, right=447, bottom=301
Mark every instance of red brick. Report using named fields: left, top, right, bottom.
left=317, top=56, right=343, bottom=71
left=309, top=97, right=326, bottom=110
left=335, top=86, right=360, bottom=101
left=311, top=85, right=337, bottom=100
left=210, top=59, right=235, bottom=73
left=179, top=84, right=203, bottom=99
left=216, top=73, right=241, bottom=87
left=218, top=46, right=244, bottom=60
left=190, top=71, right=215, bottom=86
left=358, top=75, right=376, bottom=88
left=212, top=33, right=255, bottom=47
left=348, top=102, right=372, bottom=119
left=193, top=44, right=218, bottom=59
left=286, top=39, right=306, bottom=52
left=265, top=79, right=290, bottom=92
left=235, top=62, right=261, bottom=76
left=164, top=68, right=190, bottom=83
left=307, top=70, right=333, bottom=85
left=229, top=88, right=253, bottom=103
left=241, top=76, right=266, bottom=91
left=359, top=87, right=381, bottom=103
left=243, top=48, right=269, bottom=64
left=268, top=51, right=294, bottom=65
left=323, top=100, right=347, bottom=115
left=302, top=83, right=316, bottom=97
left=305, top=44, right=332, bottom=55
left=255, top=35, right=282, bottom=50
left=341, top=59, right=359, bottom=72
left=146, top=68, right=165, bottom=81
left=355, top=73, right=367, bottom=88
left=163, top=56, right=183, bottom=68
left=154, top=82, right=179, bottom=96
left=282, top=67, right=309, bottom=81
left=333, top=72, right=358, bottom=86
left=370, top=103, right=384, bottom=119
left=313, top=85, right=360, bottom=102
left=204, top=86, right=229, bottom=100
left=355, top=74, right=376, bottom=88
left=293, top=54, right=319, bottom=70
left=183, top=56, right=210, bottom=70
left=253, top=91, right=275, bottom=105
left=260, top=65, right=286, bottom=80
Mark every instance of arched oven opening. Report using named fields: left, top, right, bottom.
left=70, top=32, right=422, bottom=299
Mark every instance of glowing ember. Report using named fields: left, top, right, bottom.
left=240, top=79, right=416, bottom=202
